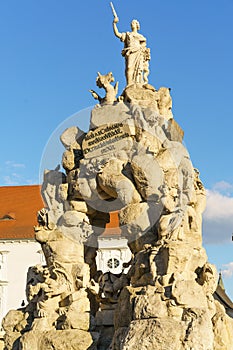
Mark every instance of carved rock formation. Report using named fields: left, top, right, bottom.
left=2, top=13, right=233, bottom=349
left=3, top=82, right=233, bottom=349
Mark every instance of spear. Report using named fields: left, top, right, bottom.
left=110, top=2, right=118, bottom=20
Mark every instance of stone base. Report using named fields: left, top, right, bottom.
left=90, top=103, right=130, bottom=129
left=19, top=329, right=99, bottom=350
left=112, top=315, right=213, bottom=350
left=111, top=284, right=233, bottom=350
left=123, top=83, right=159, bottom=110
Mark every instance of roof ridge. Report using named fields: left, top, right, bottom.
left=0, top=184, right=41, bottom=189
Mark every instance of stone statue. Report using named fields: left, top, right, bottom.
left=98, top=271, right=128, bottom=303
left=41, top=167, right=66, bottom=227
left=112, top=6, right=150, bottom=86
left=89, top=72, right=118, bottom=105
left=3, top=11, right=233, bottom=350
left=36, top=208, right=49, bottom=230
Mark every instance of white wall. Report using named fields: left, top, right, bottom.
left=0, top=240, right=44, bottom=328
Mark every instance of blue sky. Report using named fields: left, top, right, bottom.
left=1, top=0, right=233, bottom=296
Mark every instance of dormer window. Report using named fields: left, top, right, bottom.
left=0, top=213, right=15, bottom=221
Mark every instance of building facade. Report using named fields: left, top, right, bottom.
left=0, top=185, right=44, bottom=329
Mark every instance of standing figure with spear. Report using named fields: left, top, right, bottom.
left=110, top=2, right=150, bottom=86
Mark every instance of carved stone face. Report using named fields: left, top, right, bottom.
left=131, top=20, right=140, bottom=31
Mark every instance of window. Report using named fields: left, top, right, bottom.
left=0, top=214, right=15, bottom=221
left=107, top=258, right=120, bottom=269
left=0, top=252, right=9, bottom=281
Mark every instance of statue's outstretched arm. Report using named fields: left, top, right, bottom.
left=113, top=17, right=122, bottom=39
left=89, top=89, right=102, bottom=103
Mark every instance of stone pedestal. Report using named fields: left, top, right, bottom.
left=3, top=84, right=233, bottom=350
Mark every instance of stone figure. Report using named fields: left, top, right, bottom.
left=157, top=87, right=173, bottom=119
left=97, top=158, right=142, bottom=209
left=26, top=265, right=45, bottom=310
left=2, top=310, right=28, bottom=350
left=36, top=208, right=49, bottom=230
left=98, top=271, right=128, bottom=303
left=77, top=158, right=105, bottom=201
left=132, top=105, right=167, bottom=155
left=27, top=267, right=61, bottom=320
left=41, top=168, right=66, bottom=227
left=112, top=14, right=150, bottom=85
left=89, top=72, right=119, bottom=105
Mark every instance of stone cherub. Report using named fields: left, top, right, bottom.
left=89, top=71, right=118, bottom=105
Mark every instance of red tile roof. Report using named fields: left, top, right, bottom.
left=0, top=185, right=44, bottom=240
left=0, top=185, right=121, bottom=240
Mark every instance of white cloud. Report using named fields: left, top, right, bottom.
left=3, top=175, right=19, bottom=186
left=203, top=182, right=233, bottom=244
left=12, top=163, right=25, bottom=168
left=26, top=178, right=38, bottom=185
left=212, top=181, right=233, bottom=196
left=222, top=262, right=233, bottom=278
left=11, top=173, right=21, bottom=178
left=204, top=189, right=233, bottom=220
left=2, top=174, right=37, bottom=186
left=5, top=161, right=25, bottom=168
left=0, top=161, right=37, bottom=186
